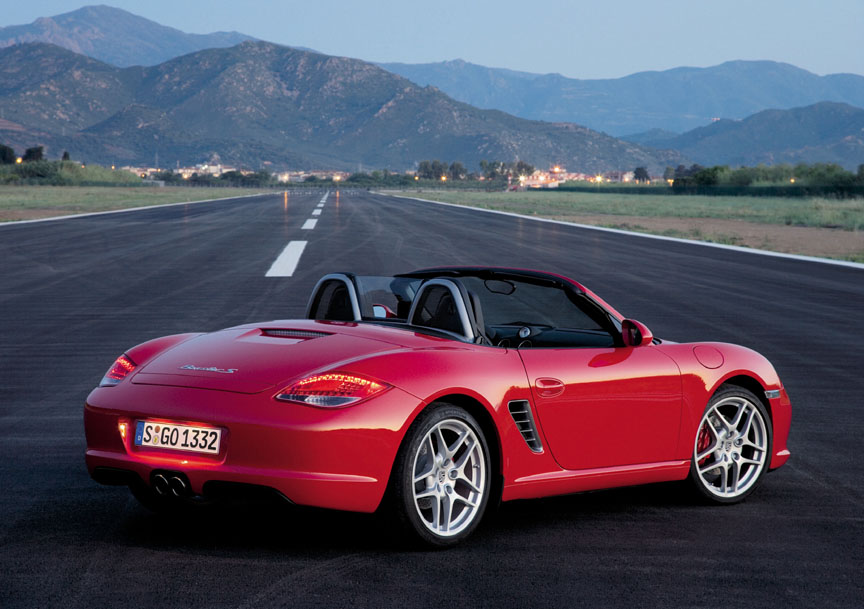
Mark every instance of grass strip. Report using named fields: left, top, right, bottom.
left=405, top=190, right=864, bottom=231
left=0, top=186, right=275, bottom=221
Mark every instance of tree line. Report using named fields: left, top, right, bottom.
left=310, top=160, right=537, bottom=186
left=351, top=159, right=536, bottom=183
left=0, top=144, right=69, bottom=164
left=665, top=163, right=864, bottom=188
left=8, top=143, right=859, bottom=196
left=152, top=170, right=276, bottom=187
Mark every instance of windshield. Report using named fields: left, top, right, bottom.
left=457, top=276, right=604, bottom=331
left=310, top=271, right=618, bottom=347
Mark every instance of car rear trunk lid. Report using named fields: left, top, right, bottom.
left=131, top=326, right=398, bottom=394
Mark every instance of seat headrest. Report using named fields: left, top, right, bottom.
left=407, top=278, right=474, bottom=341
left=306, top=274, right=361, bottom=321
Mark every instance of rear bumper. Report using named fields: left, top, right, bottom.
left=84, top=383, right=421, bottom=513
left=85, top=449, right=381, bottom=510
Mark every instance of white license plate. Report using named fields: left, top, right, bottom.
left=134, top=421, right=221, bottom=454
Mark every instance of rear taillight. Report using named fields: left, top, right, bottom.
left=100, top=354, right=137, bottom=387
left=275, top=373, right=390, bottom=408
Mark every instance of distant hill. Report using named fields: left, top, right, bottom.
left=0, top=5, right=254, bottom=67
left=625, top=102, right=864, bottom=169
left=0, top=42, right=682, bottom=172
left=6, top=4, right=862, bottom=155
left=380, top=59, right=864, bottom=136
left=620, top=129, right=681, bottom=149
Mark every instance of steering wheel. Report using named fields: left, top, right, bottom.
left=493, top=324, right=553, bottom=348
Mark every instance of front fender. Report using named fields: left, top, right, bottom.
left=655, top=342, right=790, bottom=468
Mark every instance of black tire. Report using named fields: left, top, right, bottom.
left=688, top=386, right=772, bottom=504
left=389, top=404, right=491, bottom=547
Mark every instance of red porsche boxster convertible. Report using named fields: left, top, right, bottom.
left=85, top=267, right=791, bottom=546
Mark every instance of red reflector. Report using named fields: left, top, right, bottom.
left=275, top=373, right=389, bottom=407
left=100, top=354, right=137, bottom=387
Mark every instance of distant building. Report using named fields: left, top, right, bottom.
left=177, top=163, right=237, bottom=178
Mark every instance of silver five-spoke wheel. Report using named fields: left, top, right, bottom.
left=391, top=404, right=491, bottom=546
left=412, top=418, right=486, bottom=538
left=691, top=387, right=772, bottom=502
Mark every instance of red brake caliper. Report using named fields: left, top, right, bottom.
left=696, top=424, right=712, bottom=465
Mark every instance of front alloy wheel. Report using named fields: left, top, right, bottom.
left=690, top=387, right=772, bottom=503
left=391, top=404, right=491, bottom=546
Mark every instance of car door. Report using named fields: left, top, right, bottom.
left=519, top=345, right=682, bottom=470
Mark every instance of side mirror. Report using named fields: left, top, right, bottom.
left=372, top=304, right=397, bottom=319
left=621, top=319, right=654, bottom=347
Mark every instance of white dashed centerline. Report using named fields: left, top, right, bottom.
left=265, top=240, right=308, bottom=277
left=266, top=192, right=329, bottom=277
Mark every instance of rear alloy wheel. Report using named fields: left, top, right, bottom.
left=690, top=387, right=772, bottom=503
left=392, top=405, right=491, bottom=547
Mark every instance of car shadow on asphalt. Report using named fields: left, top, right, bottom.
left=103, top=479, right=712, bottom=554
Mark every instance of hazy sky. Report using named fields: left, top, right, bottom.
left=3, top=1, right=863, bottom=78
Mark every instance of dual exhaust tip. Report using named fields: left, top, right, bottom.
left=152, top=472, right=190, bottom=498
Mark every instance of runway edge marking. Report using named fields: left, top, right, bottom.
left=0, top=192, right=280, bottom=228
left=385, top=193, right=864, bottom=271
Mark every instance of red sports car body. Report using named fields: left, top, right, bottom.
left=85, top=267, right=791, bottom=545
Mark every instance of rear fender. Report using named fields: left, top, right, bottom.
left=340, top=346, right=563, bottom=488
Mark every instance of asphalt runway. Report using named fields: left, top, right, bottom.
left=1, top=190, right=861, bottom=608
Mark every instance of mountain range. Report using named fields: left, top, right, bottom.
left=380, top=59, right=864, bottom=137
left=0, top=5, right=862, bottom=172
left=623, top=102, right=864, bottom=169
left=6, top=6, right=864, bottom=136
left=0, top=5, right=253, bottom=67
left=0, top=42, right=681, bottom=172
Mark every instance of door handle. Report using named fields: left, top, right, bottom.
left=535, top=377, right=565, bottom=398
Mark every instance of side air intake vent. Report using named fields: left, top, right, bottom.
left=508, top=400, right=543, bottom=453
left=261, top=329, right=331, bottom=339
